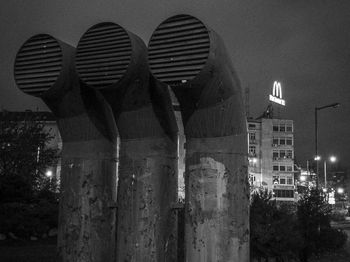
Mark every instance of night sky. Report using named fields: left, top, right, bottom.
left=1, top=0, right=350, bottom=168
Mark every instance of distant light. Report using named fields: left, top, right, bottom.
left=181, top=80, right=187, bottom=83
left=269, top=81, right=285, bottom=106
left=300, top=176, right=306, bottom=182
left=329, top=156, right=337, bottom=163
left=252, top=158, right=258, bottom=164
left=322, top=188, right=327, bottom=193
left=45, top=170, right=53, bottom=178
left=314, top=156, right=321, bottom=161
left=337, top=188, right=344, bottom=194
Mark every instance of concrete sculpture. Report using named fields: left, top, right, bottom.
left=14, top=34, right=118, bottom=262
left=76, top=22, right=178, bottom=262
left=149, top=14, right=249, bottom=262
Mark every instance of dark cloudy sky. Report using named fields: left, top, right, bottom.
left=1, top=0, right=350, bottom=168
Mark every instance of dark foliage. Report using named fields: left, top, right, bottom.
left=250, top=188, right=347, bottom=262
left=250, top=189, right=303, bottom=261
left=0, top=112, right=60, bottom=238
left=297, top=188, right=347, bottom=262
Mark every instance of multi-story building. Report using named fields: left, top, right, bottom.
left=248, top=117, right=295, bottom=201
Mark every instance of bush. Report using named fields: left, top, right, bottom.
left=0, top=200, right=58, bottom=238
left=319, top=227, right=348, bottom=251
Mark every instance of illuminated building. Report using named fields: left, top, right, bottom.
left=248, top=81, right=296, bottom=201
left=248, top=117, right=295, bottom=201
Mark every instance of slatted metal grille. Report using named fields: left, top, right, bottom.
left=76, top=23, right=132, bottom=88
left=148, top=15, right=210, bottom=86
left=14, top=35, right=62, bottom=96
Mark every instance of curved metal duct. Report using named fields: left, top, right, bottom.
left=149, top=14, right=249, bottom=262
left=76, top=22, right=178, bottom=262
left=14, top=34, right=118, bottom=262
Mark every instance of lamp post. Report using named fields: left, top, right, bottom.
left=323, top=155, right=337, bottom=189
left=314, top=103, right=340, bottom=188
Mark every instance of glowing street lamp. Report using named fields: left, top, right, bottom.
left=45, top=170, right=53, bottom=178
left=324, top=155, right=337, bottom=188
left=337, top=187, right=344, bottom=194
left=314, top=155, right=321, bottom=161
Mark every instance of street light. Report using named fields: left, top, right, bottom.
left=314, top=102, right=340, bottom=188
left=323, top=155, right=337, bottom=189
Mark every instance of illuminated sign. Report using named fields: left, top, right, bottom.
left=269, top=81, right=285, bottom=106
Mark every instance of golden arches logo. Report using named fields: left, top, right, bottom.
left=272, top=81, right=282, bottom=99
left=269, top=80, right=285, bottom=106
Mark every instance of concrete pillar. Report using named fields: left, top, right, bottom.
left=148, top=14, right=250, bottom=262
left=76, top=23, right=179, bottom=261
left=14, top=34, right=118, bottom=262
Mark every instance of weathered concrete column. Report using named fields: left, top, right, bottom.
left=76, top=23, right=179, bottom=261
left=14, top=34, right=118, bottom=262
left=148, top=15, right=250, bottom=262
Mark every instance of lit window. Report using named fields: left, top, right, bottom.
left=249, top=146, right=256, bottom=155
left=280, top=150, right=286, bottom=158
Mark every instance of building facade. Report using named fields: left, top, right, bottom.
left=248, top=117, right=295, bottom=201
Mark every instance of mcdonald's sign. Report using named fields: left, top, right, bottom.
left=269, top=81, right=285, bottom=106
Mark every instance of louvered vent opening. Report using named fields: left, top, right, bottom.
left=14, top=34, right=62, bottom=96
left=76, top=23, right=132, bottom=88
left=148, top=15, right=210, bottom=86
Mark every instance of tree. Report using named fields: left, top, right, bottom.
left=297, top=188, right=347, bottom=262
left=0, top=111, right=59, bottom=203
left=0, top=111, right=60, bottom=238
left=250, top=189, right=302, bottom=262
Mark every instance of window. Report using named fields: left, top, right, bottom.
left=280, top=125, right=285, bottom=132
left=274, top=190, right=294, bottom=198
left=249, top=146, right=256, bottom=155
left=249, top=132, right=256, bottom=141
left=279, top=177, right=286, bottom=184
left=273, top=125, right=279, bottom=131
left=280, top=165, right=286, bottom=171
left=273, top=165, right=279, bottom=171
left=286, top=125, right=293, bottom=132
left=286, top=138, right=293, bottom=145
left=280, top=150, right=286, bottom=158
left=286, top=166, right=293, bottom=172
left=287, top=177, right=293, bottom=185
left=286, top=150, right=293, bottom=159
left=273, top=151, right=279, bottom=159
left=280, top=138, right=285, bottom=145
left=273, top=138, right=279, bottom=145
left=249, top=124, right=256, bottom=129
